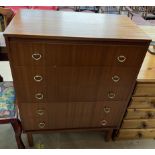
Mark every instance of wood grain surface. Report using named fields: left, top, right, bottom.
left=122, top=119, right=155, bottom=129
left=138, top=52, right=155, bottom=82
left=4, top=10, right=150, bottom=134
left=4, top=9, right=151, bottom=42
left=129, top=97, right=155, bottom=109
left=118, top=128, right=155, bottom=139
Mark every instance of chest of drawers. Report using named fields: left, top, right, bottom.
left=4, top=10, right=150, bottom=144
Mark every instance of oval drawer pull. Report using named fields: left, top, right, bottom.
left=35, top=93, right=44, bottom=100
left=38, top=122, right=45, bottom=129
left=34, top=75, right=43, bottom=82
left=104, top=107, right=110, bottom=113
left=112, top=75, right=120, bottom=83
left=32, top=53, right=42, bottom=61
left=100, top=120, right=107, bottom=126
left=108, top=92, right=115, bottom=99
left=117, top=55, right=126, bottom=63
left=37, top=110, right=44, bottom=116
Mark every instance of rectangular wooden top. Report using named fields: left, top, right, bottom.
left=4, top=9, right=151, bottom=42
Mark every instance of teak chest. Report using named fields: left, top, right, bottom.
left=4, top=9, right=151, bottom=143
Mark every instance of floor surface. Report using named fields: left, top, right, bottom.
left=1, top=124, right=155, bottom=149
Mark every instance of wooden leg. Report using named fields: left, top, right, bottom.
left=11, top=119, right=25, bottom=149
left=105, top=129, right=113, bottom=142
left=27, top=133, right=34, bottom=147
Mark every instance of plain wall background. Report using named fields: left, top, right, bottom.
left=0, top=61, right=12, bottom=81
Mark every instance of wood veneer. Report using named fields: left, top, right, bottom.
left=4, top=10, right=151, bottom=145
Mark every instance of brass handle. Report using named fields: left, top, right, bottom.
left=100, top=120, right=107, bottom=126
left=35, top=93, right=44, bottom=100
left=34, top=75, right=43, bottom=82
left=117, top=55, right=126, bottom=63
left=37, top=110, right=44, bottom=116
left=104, top=107, right=110, bottom=113
left=112, top=75, right=120, bottom=83
left=38, top=122, right=45, bottom=128
left=32, top=53, right=42, bottom=61
left=108, top=92, right=115, bottom=99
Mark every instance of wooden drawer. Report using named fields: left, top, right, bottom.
left=92, top=101, right=127, bottom=128
left=117, top=129, right=155, bottom=139
left=125, top=109, right=155, bottom=119
left=45, top=42, right=146, bottom=67
left=129, top=97, right=155, bottom=109
left=47, top=66, right=136, bottom=101
left=122, top=119, right=155, bottom=129
left=13, top=66, right=136, bottom=102
left=12, top=66, right=47, bottom=102
left=9, top=39, right=146, bottom=67
left=19, top=101, right=126, bottom=131
left=19, top=102, right=49, bottom=131
left=133, top=84, right=155, bottom=96
left=13, top=66, right=46, bottom=86
left=9, top=41, right=45, bottom=66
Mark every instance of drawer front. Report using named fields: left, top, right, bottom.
left=47, top=67, right=136, bottom=101
left=19, top=102, right=49, bottom=130
left=133, top=84, right=155, bottom=97
left=92, top=101, right=127, bottom=128
left=9, top=40, right=146, bottom=67
left=117, top=129, right=155, bottom=139
left=45, top=43, right=146, bottom=67
left=125, top=109, right=155, bottom=119
left=20, top=102, right=96, bottom=130
left=19, top=101, right=126, bottom=130
left=129, top=97, right=155, bottom=109
left=13, top=66, right=136, bottom=102
left=13, top=66, right=47, bottom=102
left=122, top=119, right=155, bottom=129
left=9, top=41, right=45, bottom=66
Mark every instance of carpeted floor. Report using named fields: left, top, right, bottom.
left=1, top=124, right=155, bottom=149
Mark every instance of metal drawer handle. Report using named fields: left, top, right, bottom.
left=112, top=75, right=120, bottom=83
left=37, top=110, right=44, bottom=116
left=35, top=93, right=44, bottom=100
left=100, top=120, right=107, bottom=126
left=108, top=92, right=115, bottom=99
left=32, top=53, right=42, bottom=61
left=38, top=122, right=45, bottom=129
left=117, top=55, right=126, bottom=63
left=34, top=75, right=43, bottom=82
left=104, top=107, right=110, bottom=113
